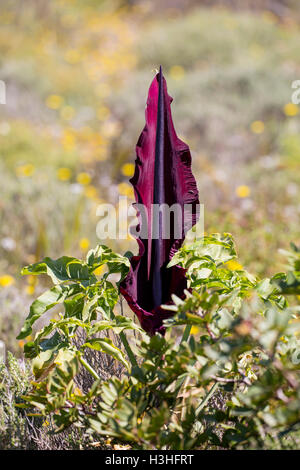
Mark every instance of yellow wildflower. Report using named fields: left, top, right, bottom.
left=283, top=103, right=299, bottom=117
left=57, top=167, right=72, bottom=181
left=26, top=285, right=35, bottom=296
left=226, top=260, right=243, bottom=271
left=0, top=275, right=14, bottom=287
left=84, top=185, right=98, bottom=200
left=280, top=335, right=288, bottom=343
left=121, top=163, right=135, bottom=177
left=45, top=94, right=64, bottom=110
left=118, top=182, right=134, bottom=198
left=190, top=326, right=200, bottom=335
left=62, top=130, right=76, bottom=151
left=16, top=164, right=35, bottom=177
left=236, top=185, right=250, bottom=198
left=18, top=340, right=25, bottom=349
left=250, top=120, right=265, bottom=134
left=79, top=238, right=90, bottom=251
left=77, top=172, right=91, bottom=185
left=169, top=65, right=185, bottom=81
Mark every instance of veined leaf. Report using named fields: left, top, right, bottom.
left=17, top=284, right=81, bottom=339
left=22, top=256, right=91, bottom=285
left=82, top=337, right=129, bottom=370
left=86, top=245, right=130, bottom=283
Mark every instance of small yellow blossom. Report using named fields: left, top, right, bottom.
left=60, top=106, right=75, bottom=121
left=280, top=335, right=288, bottom=343
left=62, top=130, right=76, bottom=151
left=121, top=163, right=135, bottom=177
left=236, top=185, right=250, bottom=198
left=190, top=326, right=200, bottom=335
left=226, top=260, right=243, bottom=271
left=42, top=420, right=50, bottom=427
left=16, top=164, right=35, bottom=177
left=250, top=120, right=265, bottom=134
left=283, top=103, right=299, bottom=117
left=79, top=238, right=90, bottom=251
left=169, top=65, right=185, bottom=81
left=0, top=275, right=14, bottom=287
left=84, top=185, right=98, bottom=200
left=77, top=172, right=91, bottom=185
left=57, top=167, right=72, bottom=181
left=26, top=285, right=35, bottom=296
left=18, top=340, right=25, bottom=349
left=45, top=94, right=64, bottom=110
left=118, top=182, right=134, bottom=198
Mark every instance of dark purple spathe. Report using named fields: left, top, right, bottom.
left=120, top=67, right=199, bottom=335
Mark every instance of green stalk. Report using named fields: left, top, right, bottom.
left=174, top=324, right=192, bottom=396
left=195, top=382, right=219, bottom=416
left=117, top=297, right=138, bottom=368
left=120, top=331, right=138, bottom=368
left=79, top=356, right=100, bottom=381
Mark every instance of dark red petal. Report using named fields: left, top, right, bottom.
left=120, top=67, right=199, bottom=335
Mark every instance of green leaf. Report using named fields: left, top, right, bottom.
left=255, top=278, right=276, bottom=300
left=22, top=256, right=91, bottom=285
left=17, top=284, right=81, bottom=339
left=82, top=337, right=129, bottom=370
left=86, top=245, right=130, bottom=283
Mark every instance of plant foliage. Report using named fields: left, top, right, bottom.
left=17, top=234, right=300, bottom=449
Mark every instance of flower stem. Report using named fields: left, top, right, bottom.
left=120, top=331, right=138, bottom=368
left=195, top=382, right=219, bottom=416
left=118, top=297, right=138, bottom=368
left=79, top=356, right=100, bottom=381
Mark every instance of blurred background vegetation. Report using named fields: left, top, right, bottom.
left=1, top=0, right=300, bottom=353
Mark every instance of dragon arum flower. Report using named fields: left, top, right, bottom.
left=120, top=67, right=199, bottom=335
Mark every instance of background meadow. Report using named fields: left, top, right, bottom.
left=1, top=0, right=300, bottom=354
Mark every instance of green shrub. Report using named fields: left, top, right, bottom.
left=16, top=234, right=300, bottom=449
